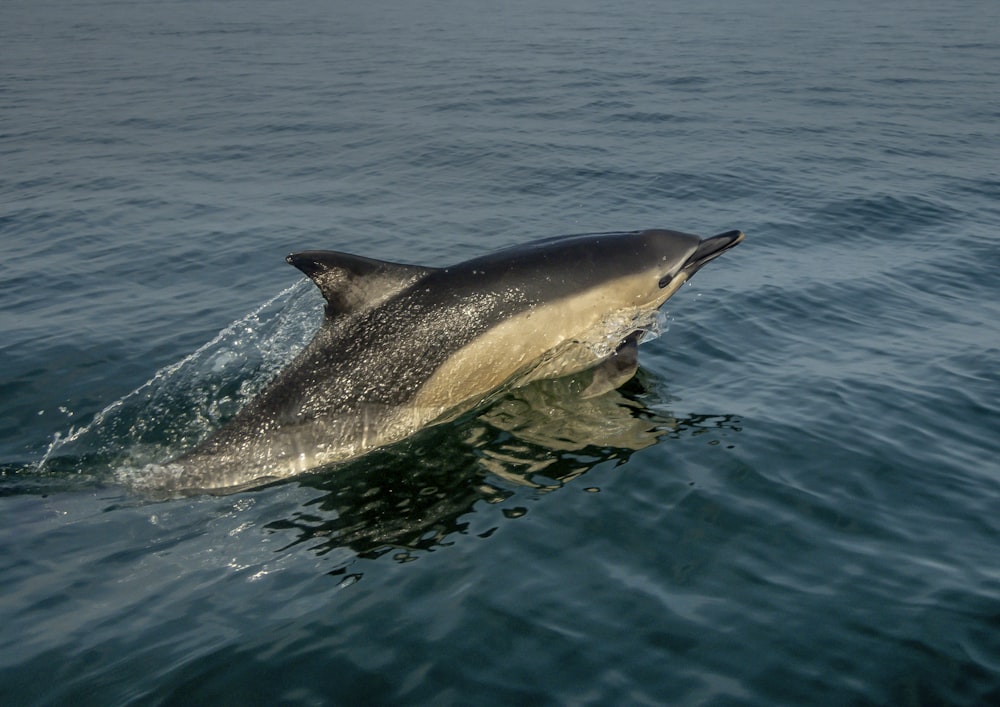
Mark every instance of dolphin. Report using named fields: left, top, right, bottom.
left=135, top=228, right=743, bottom=495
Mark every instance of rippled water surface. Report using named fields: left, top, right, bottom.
left=3, top=0, right=1000, bottom=704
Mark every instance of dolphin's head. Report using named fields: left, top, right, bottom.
left=646, top=228, right=745, bottom=295
left=565, top=228, right=745, bottom=310
left=465, top=227, right=744, bottom=314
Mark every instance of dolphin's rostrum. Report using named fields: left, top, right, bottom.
left=135, top=228, right=743, bottom=495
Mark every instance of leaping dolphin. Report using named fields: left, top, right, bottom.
left=135, top=228, right=743, bottom=495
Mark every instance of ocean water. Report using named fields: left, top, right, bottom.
left=3, top=0, right=1000, bottom=703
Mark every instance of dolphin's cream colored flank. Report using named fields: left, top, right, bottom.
left=412, top=268, right=692, bottom=413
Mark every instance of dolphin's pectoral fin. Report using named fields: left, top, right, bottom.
left=581, top=330, right=641, bottom=399
left=286, top=250, right=438, bottom=317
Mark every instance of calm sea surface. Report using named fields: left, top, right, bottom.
left=3, top=0, right=999, bottom=704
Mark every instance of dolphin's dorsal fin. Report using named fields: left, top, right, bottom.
left=286, top=250, right=435, bottom=317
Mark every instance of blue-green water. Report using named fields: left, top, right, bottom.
left=3, top=0, right=1000, bottom=703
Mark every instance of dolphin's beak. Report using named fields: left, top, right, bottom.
left=682, top=230, right=745, bottom=276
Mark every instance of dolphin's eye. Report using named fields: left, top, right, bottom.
left=658, top=274, right=673, bottom=288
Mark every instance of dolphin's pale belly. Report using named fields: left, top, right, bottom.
left=134, top=306, right=660, bottom=496
left=411, top=294, right=671, bottom=412
left=139, top=404, right=447, bottom=495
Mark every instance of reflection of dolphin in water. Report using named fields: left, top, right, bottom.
left=267, top=370, right=744, bottom=565
left=137, top=228, right=743, bottom=495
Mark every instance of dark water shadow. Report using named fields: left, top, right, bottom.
left=262, top=368, right=742, bottom=574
